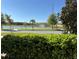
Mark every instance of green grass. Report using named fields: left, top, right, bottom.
left=2, top=28, right=53, bottom=31
left=18, top=28, right=52, bottom=30
left=2, top=27, right=64, bottom=31
left=1, top=32, right=76, bottom=36
left=1, top=32, right=27, bottom=36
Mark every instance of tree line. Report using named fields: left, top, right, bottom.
left=1, top=13, right=58, bottom=30
left=1, top=13, right=36, bottom=30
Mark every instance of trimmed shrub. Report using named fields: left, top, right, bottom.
left=1, top=34, right=77, bottom=59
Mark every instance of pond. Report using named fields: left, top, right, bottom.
left=2, top=25, right=34, bottom=29
left=2, top=25, right=64, bottom=34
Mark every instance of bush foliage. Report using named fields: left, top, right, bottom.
left=1, top=34, right=77, bottom=59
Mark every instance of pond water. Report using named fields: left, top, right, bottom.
left=2, top=25, right=33, bottom=29
left=2, top=25, right=64, bottom=34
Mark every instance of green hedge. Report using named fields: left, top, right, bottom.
left=1, top=34, right=77, bottom=59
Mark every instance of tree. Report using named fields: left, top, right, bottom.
left=1, top=13, right=14, bottom=32
left=1, top=13, right=5, bottom=24
left=5, top=14, right=13, bottom=31
left=48, top=13, right=57, bottom=30
left=61, top=0, right=77, bottom=34
left=1, top=13, right=5, bottom=30
left=30, top=19, right=36, bottom=30
left=5, top=14, right=13, bottom=24
left=1, top=13, right=13, bottom=24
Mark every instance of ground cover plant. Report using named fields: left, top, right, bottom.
left=1, top=34, right=77, bottom=59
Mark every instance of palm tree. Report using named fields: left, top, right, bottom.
left=1, top=13, right=14, bottom=31
left=1, top=13, right=5, bottom=30
left=5, top=14, right=13, bottom=31
left=30, top=19, right=36, bottom=30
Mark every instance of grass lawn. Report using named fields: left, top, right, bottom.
left=18, top=28, right=52, bottom=31
left=1, top=32, right=75, bottom=36
left=1, top=32, right=29, bottom=36
left=2, top=27, right=64, bottom=31
left=1, top=32, right=54, bottom=36
left=2, top=28, right=53, bottom=31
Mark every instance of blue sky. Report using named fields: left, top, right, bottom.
left=1, top=0, right=65, bottom=22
